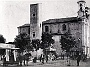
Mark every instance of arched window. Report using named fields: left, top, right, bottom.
left=45, top=26, right=49, bottom=32
left=33, top=32, right=35, bottom=38
left=62, top=24, right=66, bottom=31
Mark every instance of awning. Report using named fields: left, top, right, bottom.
left=0, top=43, right=19, bottom=49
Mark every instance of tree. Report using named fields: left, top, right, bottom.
left=41, top=32, right=54, bottom=49
left=0, top=34, right=6, bottom=43
left=0, top=34, right=6, bottom=55
left=60, top=33, right=76, bottom=52
left=14, top=33, right=30, bottom=52
left=31, top=39, right=40, bottom=50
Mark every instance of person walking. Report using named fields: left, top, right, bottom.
left=76, top=52, right=81, bottom=66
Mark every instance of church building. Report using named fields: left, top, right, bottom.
left=42, top=0, right=90, bottom=57
left=18, top=0, right=90, bottom=57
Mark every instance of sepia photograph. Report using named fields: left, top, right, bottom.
left=0, top=0, right=90, bottom=67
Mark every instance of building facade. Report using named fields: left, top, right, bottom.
left=42, top=17, right=82, bottom=55
left=42, top=0, right=90, bottom=56
left=17, top=24, right=30, bottom=35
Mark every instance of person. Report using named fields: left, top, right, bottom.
left=61, top=53, right=62, bottom=59
left=25, top=54, right=29, bottom=66
left=62, top=54, right=64, bottom=60
left=40, top=54, right=42, bottom=62
left=18, top=53, right=22, bottom=66
left=23, top=55, right=26, bottom=65
left=46, top=55, right=48, bottom=62
left=42, top=54, right=44, bottom=64
left=3, top=55, right=6, bottom=66
left=76, top=52, right=81, bottom=66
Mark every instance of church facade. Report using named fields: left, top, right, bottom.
left=42, top=0, right=90, bottom=57
left=42, top=17, right=83, bottom=55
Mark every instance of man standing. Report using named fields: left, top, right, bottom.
left=76, top=52, right=81, bottom=66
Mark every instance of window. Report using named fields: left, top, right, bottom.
left=80, top=4, right=83, bottom=11
left=80, top=3, right=82, bottom=7
left=40, top=23, right=41, bottom=28
left=33, top=14, right=35, bottom=16
left=23, top=28, right=25, bottom=31
left=28, top=28, right=30, bottom=34
left=33, top=32, right=35, bottom=38
left=32, top=14, right=36, bottom=17
left=45, top=26, right=49, bottom=32
left=62, top=24, right=66, bottom=31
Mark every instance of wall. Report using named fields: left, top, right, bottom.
left=68, top=22, right=82, bottom=47
left=52, top=35, right=62, bottom=55
left=42, top=23, right=68, bottom=34
left=18, top=27, right=30, bottom=35
left=42, top=20, right=83, bottom=55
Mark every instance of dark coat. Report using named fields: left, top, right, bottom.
left=77, top=55, right=81, bottom=61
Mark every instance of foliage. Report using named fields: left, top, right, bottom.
left=0, top=49, right=5, bottom=55
left=31, top=39, right=40, bottom=50
left=0, top=34, right=6, bottom=43
left=0, top=34, right=6, bottom=55
left=60, top=33, right=76, bottom=52
left=25, top=43, right=33, bottom=52
left=41, top=32, right=54, bottom=49
left=14, top=33, right=30, bottom=52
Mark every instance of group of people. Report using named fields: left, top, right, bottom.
left=2, top=51, right=83, bottom=66
left=67, top=51, right=82, bottom=66
left=17, top=53, right=30, bottom=66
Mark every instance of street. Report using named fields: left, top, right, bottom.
left=0, top=59, right=90, bottom=67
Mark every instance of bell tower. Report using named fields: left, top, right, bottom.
left=30, top=4, right=42, bottom=40
left=77, top=0, right=86, bottom=18
left=77, top=0, right=90, bottom=58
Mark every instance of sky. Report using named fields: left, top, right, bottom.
left=0, top=0, right=90, bottom=42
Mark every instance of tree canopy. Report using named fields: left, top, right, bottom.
left=60, top=33, right=76, bottom=52
left=0, top=34, right=6, bottom=55
left=41, top=32, right=54, bottom=49
left=0, top=34, right=6, bottom=43
left=31, top=39, right=40, bottom=50
left=14, top=33, right=30, bottom=52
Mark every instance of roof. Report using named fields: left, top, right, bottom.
left=42, top=17, right=82, bottom=24
left=18, top=24, right=30, bottom=28
left=0, top=43, right=19, bottom=49
left=77, top=0, right=86, bottom=3
left=0, top=43, right=15, bottom=49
